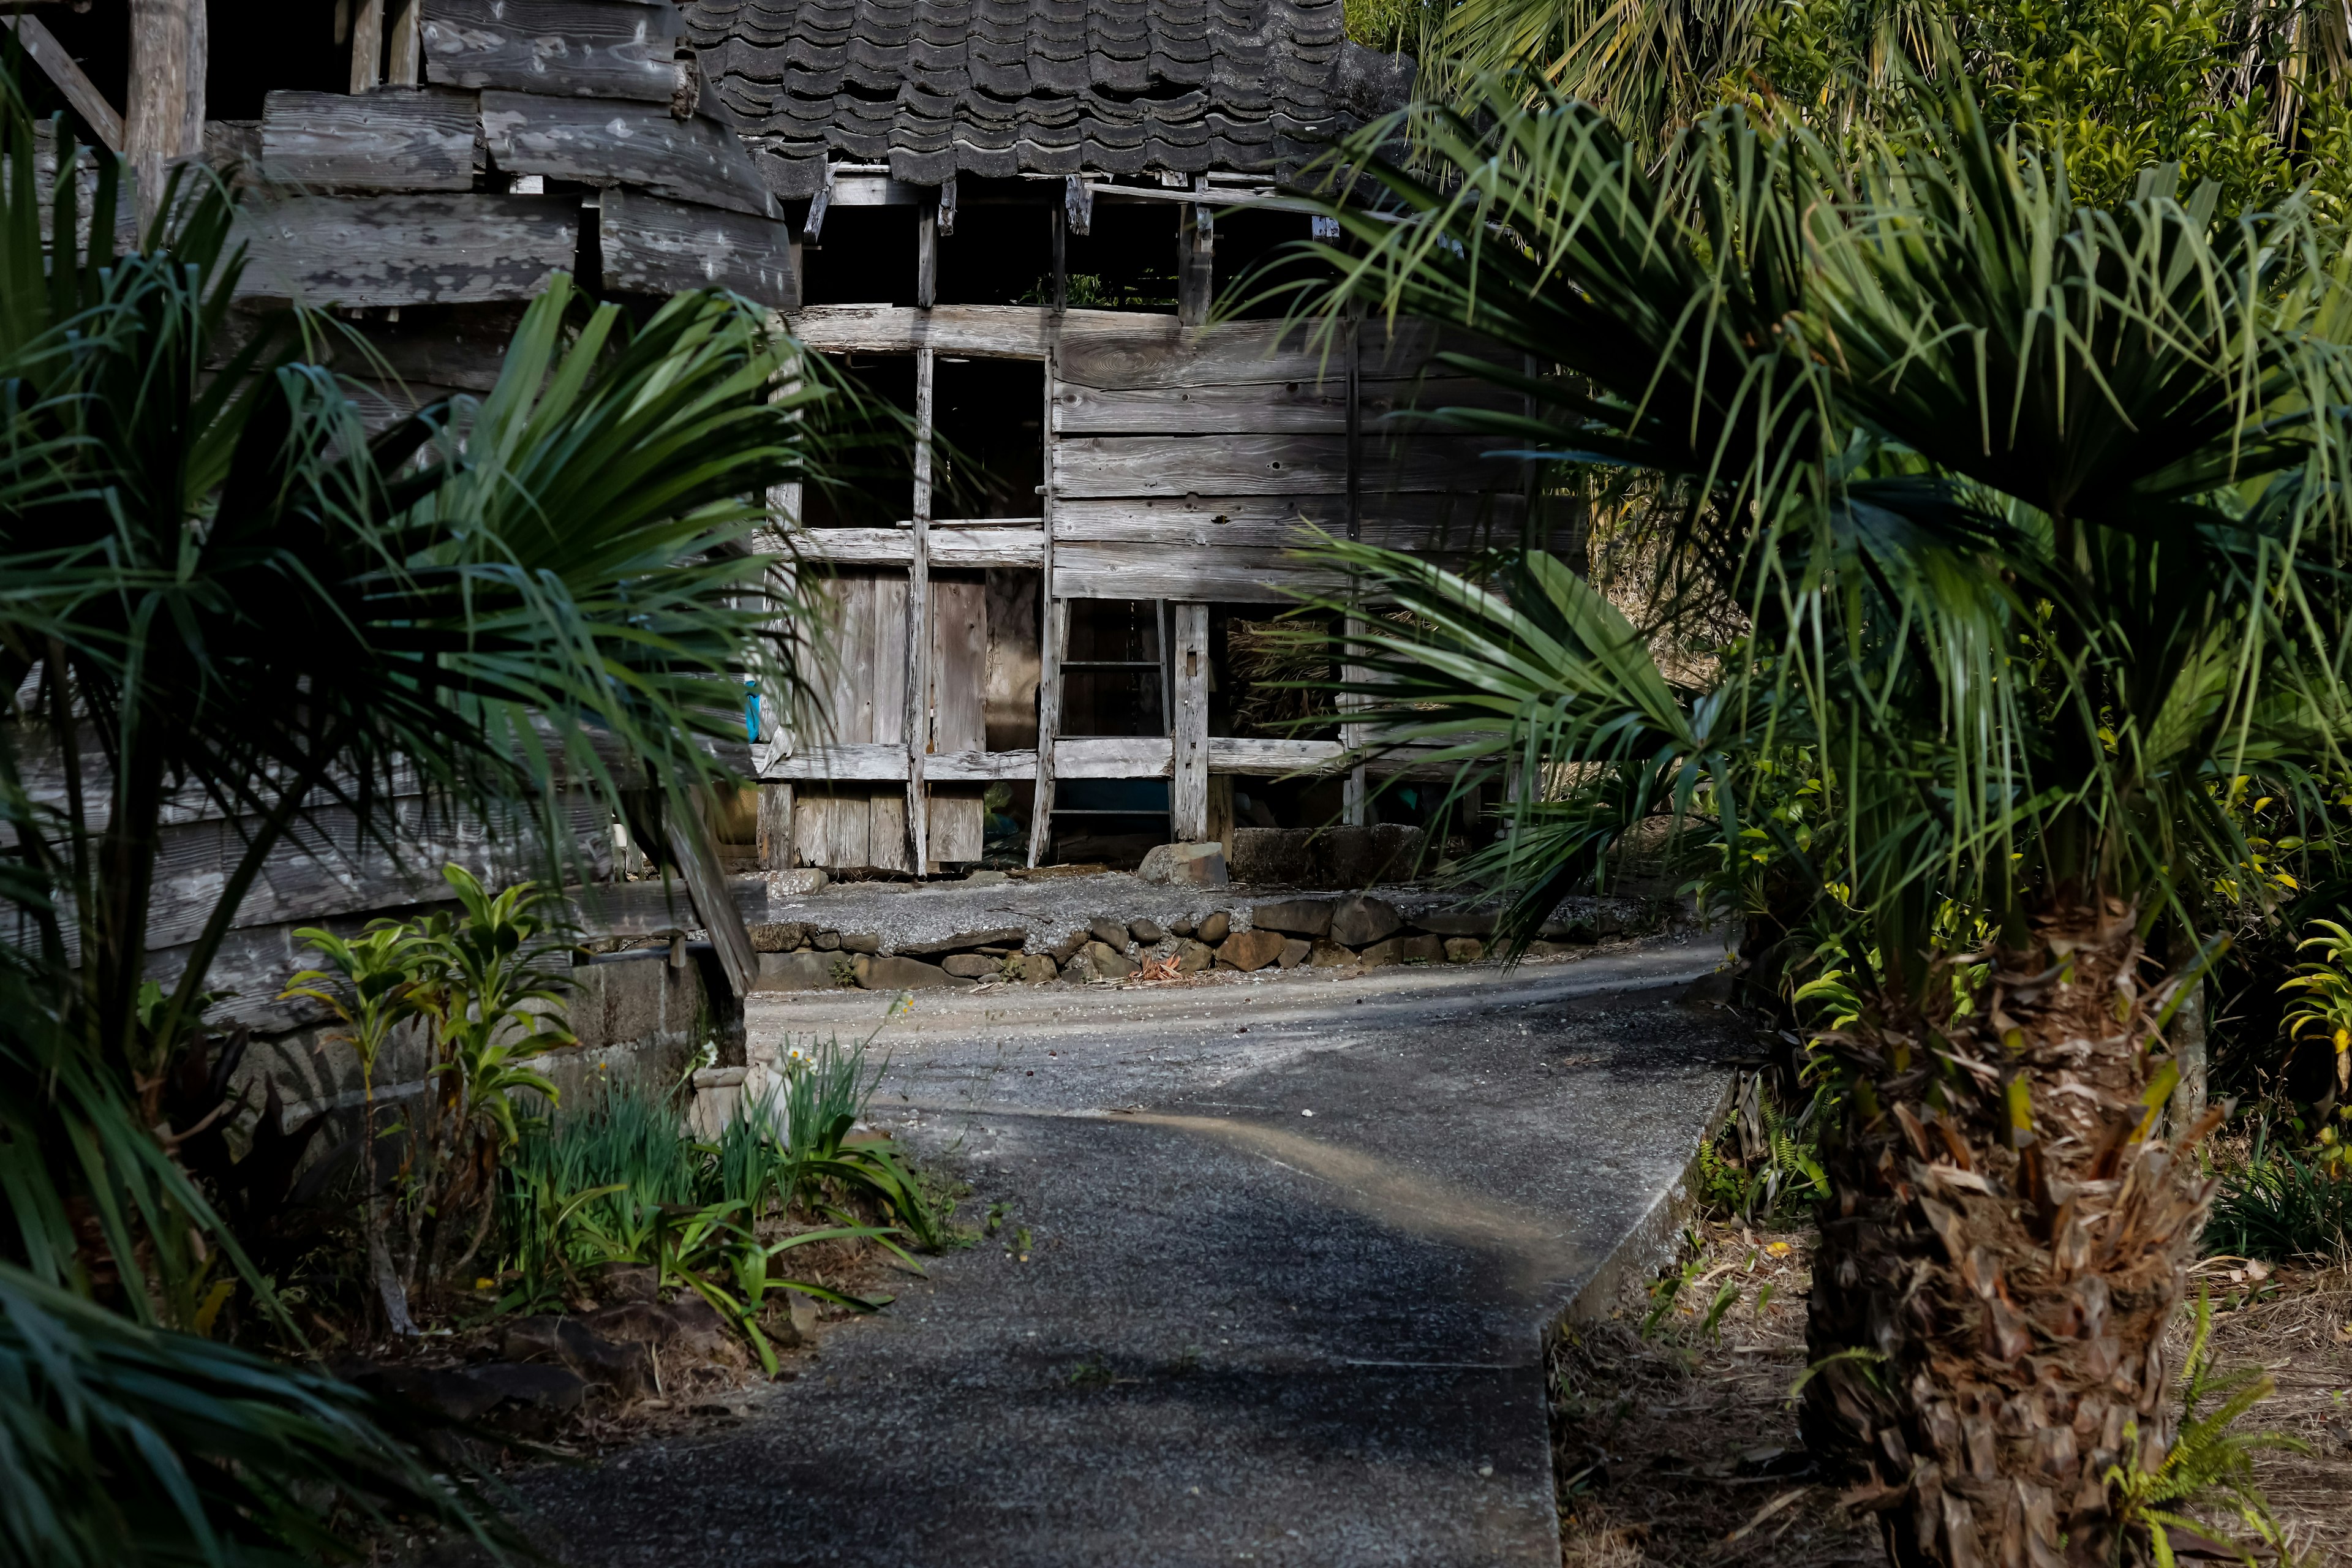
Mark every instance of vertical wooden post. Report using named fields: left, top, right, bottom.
left=757, top=783, right=796, bottom=871
left=347, top=0, right=383, bottom=92
left=1170, top=603, right=1210, bottom=841
left=758, top=468, right=802, bottom=872
left=916, top=195, right=937, bottom=309
left=1050, top=200, right=1066, bottom=314
left=127, top=0, right=205, bottom=226
left=1341, top=311, right=1368, bottom=826
left=1029, top=238, right=1063, bottom=869
left=905, top=222, right=936, bottom=870
left=387, top=0, right=421, bottom=85
left=1178, top=188, right=1215, bottom=327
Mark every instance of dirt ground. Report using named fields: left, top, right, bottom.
left=1552, top=1222, right=2352, bottom=1566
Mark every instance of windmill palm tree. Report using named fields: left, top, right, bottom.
left=0, top=59, right=854, bottom=1559
left=1282, top=83, right=2352, bottom=1565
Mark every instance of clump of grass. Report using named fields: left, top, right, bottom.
left=2207, top=1125, right=2352, bottom=1264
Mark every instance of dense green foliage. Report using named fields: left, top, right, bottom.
left=0, top=50, right=852, bottom=1561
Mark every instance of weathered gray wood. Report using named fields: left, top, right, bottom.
left=478, top=91, right=776, bottom=218
left=1052, top=375, right=1519, bottom=436
left=390, top=0, right=424, bottom=84
left=421, top=0, right=684, bottom=102
left=5, top=17, right=123, bottom=151
left=794, top=527, right=1042, bottom=568
left=1177, top=200, right=1212, bottom=328
left=234, top=192, right=578, bottom=306
left=259, top=88, right=479, bottom=192
left=1054, top=317, right=1492, bottom=393
left=350, top=0, right=386, bottom=90
left=903, top=344, right=935, bottom=869
left=127, top=0, right=203, bottom=222
left=1055, top=736, right=1174, bottom=779
left=828, top=174, right=929, bottom=207
left=22, top=124, right=143, bottom=251
left=1170, top=602, right=1209, bottom=839
left=1030, top=333, right=1063, bottom=869
left=755, top=780, right=794, bottom=869
left=1053, top=545, right=1343, bottom=605
left=1054, top=433, right=1520, bottom=499
left=927, top=578, right=986, bottom=865
left=760, top=745, right=1037, bottom=783
left=1052, top=494, right=1536, bottom=551
left=666, top=787, right=755, bottom=1003
left=1207, top=737, right=1348, bottom=775
left=600, top=186, right=794, bottom=308
left=786, top=304, right=1163, bottom=361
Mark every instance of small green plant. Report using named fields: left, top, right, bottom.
left=2107, top=1290, right=2308, bottom=1566
left=2207, top=1124, right=2352, bottom=1262
left=829, top=955, right=858, bottom=987
left=2280, top=918, right=2352, bottom=1103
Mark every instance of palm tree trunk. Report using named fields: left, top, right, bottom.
left=1800, top=894, right=2221, bottom=1568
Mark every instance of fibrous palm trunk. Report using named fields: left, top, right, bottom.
left=1801, top=896, right=2221, bottom=1568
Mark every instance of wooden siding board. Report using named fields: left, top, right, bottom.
left=794, top=526, right=1042, bottom=568
left=1051, top=375, right=1520, bottom=435
left=1052, top=432, right=1521, bottom=498
left=233, top=192, right=578, bottom=305
left=258, top=87, right=480, bottom=191
left=1051, top=494, right=1536, bottom=551
left=479, top=90, right=777, bottom=217
left=600, top=186, right=796, bottom=307
left=421, top=0, right=685, bottom=102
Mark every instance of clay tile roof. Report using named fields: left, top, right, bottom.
left=686, top=0, right=1413, bottom=189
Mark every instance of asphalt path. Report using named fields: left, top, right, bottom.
left=497, top=934, right=1744, bottom=1567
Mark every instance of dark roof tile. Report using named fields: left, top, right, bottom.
left=685, top=0, right=1394, bottom=179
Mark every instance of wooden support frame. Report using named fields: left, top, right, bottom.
left=1341, top=309, right=1369, bottom=824
left=348, top=0, right=383, bottom=92
left=4, top=17, right=123, bottom=151
left=128, top=0, right=203, bottom=221
left=388, top=0, right=421, bottom=85
left=907, top=349, right=935, bottom=870
left=1170, top=603, right=1210, bottom=840
left=1177, top=186, right=1214, bottom=328
left=1028, top=318, right=1066, bottom=867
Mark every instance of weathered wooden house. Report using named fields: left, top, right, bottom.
left=8, top=0, right=1562, bottom=1013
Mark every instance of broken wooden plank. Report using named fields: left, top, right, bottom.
left=666, top=786, right=756, bottom=1003
left=258, top=87, right=479, bottom=192
left=233, top=192, right=576, bottom=306
left=1207, top=736, right=1349, bottom=775
left=793, top=526, right=1043, bottom=568
left=420, top=0, right=684, bottom=102
left=4, top=16, right=123, bottom=151
left=479, top=90, right=776, bottom=218
left=600, top=185, right=795, bottom=307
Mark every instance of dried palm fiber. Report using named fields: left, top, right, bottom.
left=1801, top=897, right=2223, bottom=1568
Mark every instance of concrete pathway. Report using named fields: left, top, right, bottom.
left=505, top=934, right=1744, bottom=1567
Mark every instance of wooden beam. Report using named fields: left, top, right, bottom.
left=1177, top=195, right=1213, bottom=328
left=1028, top=328, right=1063, bottom=867
left=388, top=0, right=422, bottom=83
left=258, top=88, right=478, bottom=192
left=232, top=192, right=578, bottom=306
left=420, top=0, right=685, bottom=103
left=759, top=745, right=1038, bottom=783
left=905, top=337, right=934, bottom=870
left=480, top=91, right=777, bottom=218
left=600, top=187, right=795, bottom=307
left=916, top=197, right=937, bottom=309
left=1170, top=603, right=1209, bottom=840
left=756, top=782, right=794, bottom=870
left=1055, top=736, right=1172, bottom=778
left=127, top=0, right=203, bottom=222
left=665, top=788, right=755, bottom=1004
left=792, top=526, right=1042, bottom=569
left=349, top=0, right=383, bottom=91
left=4, top=17, right=123, bottom=152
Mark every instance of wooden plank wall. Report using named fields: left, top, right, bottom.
left=788, top=571, right=988, bottom=870
left=1050, top=316, right=1548, bottom=603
